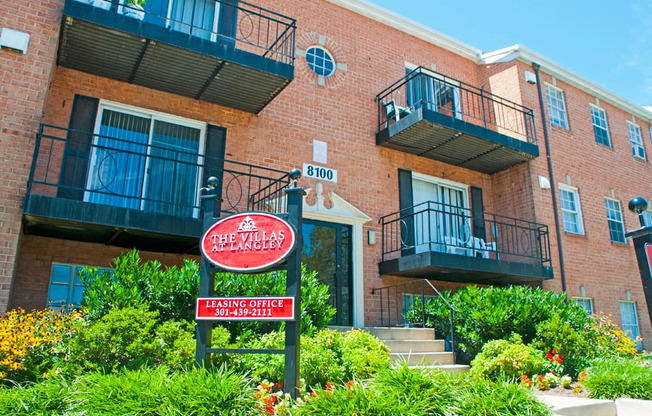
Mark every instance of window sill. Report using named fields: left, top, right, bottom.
left=564, top=231, right=587, bottom=239
left=610, top=240, right=629, bottom=247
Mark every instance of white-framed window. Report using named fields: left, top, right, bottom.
left=619, top=301, right=640, bottom=343
left=402, top=293, right=437, bottom=323
left=605, top=198, right=626, bottom=243
left=559, top=185, right=584, bottom=234
left=642, top=210, right=652, bottom=227
left=545, top=84, right=569, bottom=129
left=574, top=297, right=593, bottom=314
left=305, top=46, right=336, bottom=77
left=46, top=263, right=111, bottom=310
left=590, top=105, right=610, bottom=147
left=628, top=122, right=645, bottom=160
left=86, top=101, right=206, bottom=218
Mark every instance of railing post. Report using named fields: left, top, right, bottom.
left=420, top=280, right=425, bottom=329
left=480, top=88, right=488, bottom=129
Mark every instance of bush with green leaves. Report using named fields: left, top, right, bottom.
left=64, top=306, right=195, bottom=375
left=470, top=333, right=547, bottom=380
left=582, top=357, right=652, bottom=400
left=213, top=265, right=336, bottom=341
left=0, top=367, right=257, bottom=416
left=405, top=285, right=591, bottom=358
left=232, top=329, right=390, bottom=387
left=81, top=250, right=199, bottom=322
left=457, top=376, right=552, bottom=416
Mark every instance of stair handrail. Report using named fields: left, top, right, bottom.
left=371, top=279, right=456, bottom=363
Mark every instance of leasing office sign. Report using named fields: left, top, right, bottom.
left=200, top=212, right=297, bottom=273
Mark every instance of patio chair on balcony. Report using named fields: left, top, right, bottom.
left=383, top=99, right=411, bottom=127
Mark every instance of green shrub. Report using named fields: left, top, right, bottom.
left=233, top=329, right=390, bottom=387
left=405, top=285, right=590, bottom=359
left=0, top=376, right=72, bottom=416
left=372, top=363, right=459, bottom=416
left=458, top=376, right=552, bottom=416
left=533, top=313, right=594, bottom=376
left=470, top=334, right=547, bottom=380
left=81, top=250, right=199, bottom=322
left=64, top=366, right=256, bottom=415
left=583, top=358, right=652, bottom=400
left=213, top=265, right=336, bottom=341
left=65, top=306, right=195, bottom=375
left=0, top=308, right=85, bottom=385
left=294, top=381, right=399, bottom=416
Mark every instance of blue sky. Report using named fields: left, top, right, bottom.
left=366, top=0, right=652, bottom=108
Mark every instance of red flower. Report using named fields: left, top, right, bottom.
left=263, top=395, right=277, bottom=405
left=552, top=349, right=557, bottom=354
left=556, top=355, right=563, bottom=364
left=325, top=382, right=336, bottom=391
left=547, top=351, right=554, bottom=360
left=266, top=405, right=275, bottom=414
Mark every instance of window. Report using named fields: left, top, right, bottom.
left=47, top=264, right=110, bottom=310
left=605, top=198, right=626, bottom=243
left=620, top=301, right=640, bottom=343
left=628, top=122, right=645, bottom=160
left=590, top=105, right=610, bottom=147
left=574, top=297, right=593, bottom=314
left=305, top=46, right=336, bottom=77
left=642, top=210, right=652, bottom=227
left=405, top=66, right=462, bottom=119
left=545, top=85, right=569, bottom=129
left=86, top=103, right=205, bottom=218
left=559, top=185, right=584, bottom=234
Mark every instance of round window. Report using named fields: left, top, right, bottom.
left=305, top=46, right=336, bottom=77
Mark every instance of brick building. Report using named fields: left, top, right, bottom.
left=1, top=0, right=651, bottom=344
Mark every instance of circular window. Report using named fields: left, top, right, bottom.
left=305, top=46, right=336, bottom=77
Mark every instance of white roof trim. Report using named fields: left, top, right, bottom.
left=481, top=45, right=652, bottom=122
left=324, top=0, right=481, bottom=61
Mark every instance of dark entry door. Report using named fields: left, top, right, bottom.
left=302, top=219, right=352, bottom=326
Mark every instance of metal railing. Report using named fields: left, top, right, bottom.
left=376, top=66, right=537, bottom=143
left=371, top=279, right=457, bottom=361
left=27, top=123, right=292, bottom=218
left=379, top=201, right=551, bottom=266
left=77, top=0, right=296, bottom=65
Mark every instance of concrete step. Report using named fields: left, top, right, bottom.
left=383, top=339, right=446, bottom=353
left=365, top=327, right=435, bottom=340
left=390, top=351, right=454, bottom=366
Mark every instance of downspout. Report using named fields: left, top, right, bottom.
left=532, top=62, right=567, bottom=293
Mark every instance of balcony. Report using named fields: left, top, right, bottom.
left=376, top=67, right=539, bottom=174
left=58, top=0, right=295, bottom=113
left=23, top=124, right=291, bottom=253
left=379, top=201, right=553, bottom=285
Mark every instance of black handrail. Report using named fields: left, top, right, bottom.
left=379, top=200, right=551, bottom=266
left=371, top=279, right=457, bottom=363
left=81, top=0, right=296, bottom=65
left=28, top=123, right=291, bottom=217
left=376, top=66, right=537, bottom=143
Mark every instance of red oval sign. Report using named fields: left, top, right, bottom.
left=201, top=212, right=297, bottom=273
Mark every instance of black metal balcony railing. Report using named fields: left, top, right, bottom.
left=379, top=201, right=551, bottom=267
left=376, top=67, right=537, bottom=144
left=79, top=0, right=296, bottom=65
left=26, top=124, right=292, bottom=219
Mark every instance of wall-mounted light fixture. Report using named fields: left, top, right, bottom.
left=368, top=230, right=376, bottom=245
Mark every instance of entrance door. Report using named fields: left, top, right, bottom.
left=412, top=176, right=468, bottom=253
left=302, top=219, right=353, bottom=326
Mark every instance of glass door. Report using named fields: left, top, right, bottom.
left=412, top=176, right=468, bottom=254
left=86, top=106, right=203, bottom=217
left=302, top=219, right=353, bottom=326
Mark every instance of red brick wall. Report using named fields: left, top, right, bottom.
left=0, top=0, right=63, bottom=313
left=5, top=0, right=652, bottom=345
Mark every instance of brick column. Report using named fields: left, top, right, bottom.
left=0, top=0, right=63, bottom=312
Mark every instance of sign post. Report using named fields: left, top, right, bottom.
left=195, top=170, right=305, bottom=398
